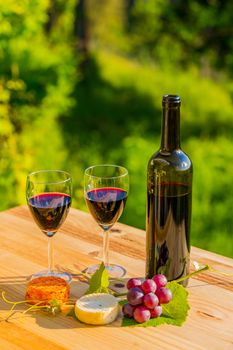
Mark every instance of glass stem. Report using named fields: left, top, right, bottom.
left=102, top=229, right=109, bottom=267
left=48, top=237, right=54, bottom=273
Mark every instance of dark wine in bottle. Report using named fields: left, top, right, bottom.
left=146, top=95, right=192, bottom=286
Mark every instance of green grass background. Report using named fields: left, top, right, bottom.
left=0, top=1, right=233, bottom=258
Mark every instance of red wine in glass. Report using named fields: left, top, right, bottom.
left=85, top=187, right=127, bottom=230
left=26, top=170, right=72, bottom=281
left=28, top=192, right=71, bottom=237
left=84, top=164, right=129, bottom=278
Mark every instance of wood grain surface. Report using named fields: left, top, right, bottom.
left=0, top=206, right=232, bottom=350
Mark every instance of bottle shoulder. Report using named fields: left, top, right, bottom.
left=148, top=149, right=192, bottom=172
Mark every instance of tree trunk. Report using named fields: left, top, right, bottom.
left=74, top=0, right=89, bottom=73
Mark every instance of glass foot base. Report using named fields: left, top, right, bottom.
left=85, top=264, right=126, bottom=278
left=30, top=270, right=72, bottom=283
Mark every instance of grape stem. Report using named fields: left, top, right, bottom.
left=174, top=264, right=210, bottom=283
left=113, top=264, right=211, bottom=297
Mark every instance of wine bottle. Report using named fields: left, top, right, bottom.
left=146, top=95, right=192, bottom=286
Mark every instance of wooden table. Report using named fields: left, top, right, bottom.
left=0, top=206, right=232, bottom=350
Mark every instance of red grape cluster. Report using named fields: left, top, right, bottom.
left=122, top=274, right=172, bottom=323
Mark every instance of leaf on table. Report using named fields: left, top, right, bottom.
left=66, top=263, right=110, bottom=320
left=121, top=281, right=189, bottom=327
left=85, top=262, right=109, bottom=294
left=66, top=307, right=78, bottom=320
left=118, top=299, right=128, bottom=306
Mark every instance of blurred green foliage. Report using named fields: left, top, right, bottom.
left=0, top=0, right=77, bottom=206
left=0, top=0, right=233, bottom=258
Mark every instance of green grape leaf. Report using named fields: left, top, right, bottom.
left=121, top=281, right=189, bottom=327
left=118, top=299, right=128, bottom=306
left=66, top=307, right=77, bottom=319
left=66, top=263, right=110, bottom=320
left=85, top=262, right=109, bottom=294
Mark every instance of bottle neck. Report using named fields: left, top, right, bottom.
left=160, top=105, right=180, bottom=152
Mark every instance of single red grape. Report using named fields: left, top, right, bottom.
left=133, top=305, right=151, bottom=323
left=122, top=303, right=135, bottom=318
left=152, top=274, right=167, bottom=288
left=150, top=305, right=162, bottom=318
left=127, top=287, right=144, bottom=305
left=126, top=278, right=142, bottom=290
left=143, top=292, right=159, bottom=309
left=156, top=287, right=172, bottom=304
left=141, top=279, right=157, bottom=294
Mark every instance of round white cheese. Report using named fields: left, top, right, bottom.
left=75, top=293, right=119, bottom=325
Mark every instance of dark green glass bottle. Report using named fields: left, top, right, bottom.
left=146, top=95, right=192, bottom=286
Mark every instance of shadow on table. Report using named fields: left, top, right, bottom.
left=0, top=275, right=29, bottom=310
left=34, top=277, right=129, bottom=329
left=1, top=274, right=225, bottom=329
left=0, top=275, right=127, bottom=328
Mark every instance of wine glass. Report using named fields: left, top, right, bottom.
left=26, top=170, right=72, bottom=281
left=84, top=164, right=129, bottom=278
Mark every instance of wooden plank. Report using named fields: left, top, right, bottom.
left=0, top=206, right=232, bottom=350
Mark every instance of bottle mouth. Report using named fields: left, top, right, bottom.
left=162, top=94, right=181, bottom=106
